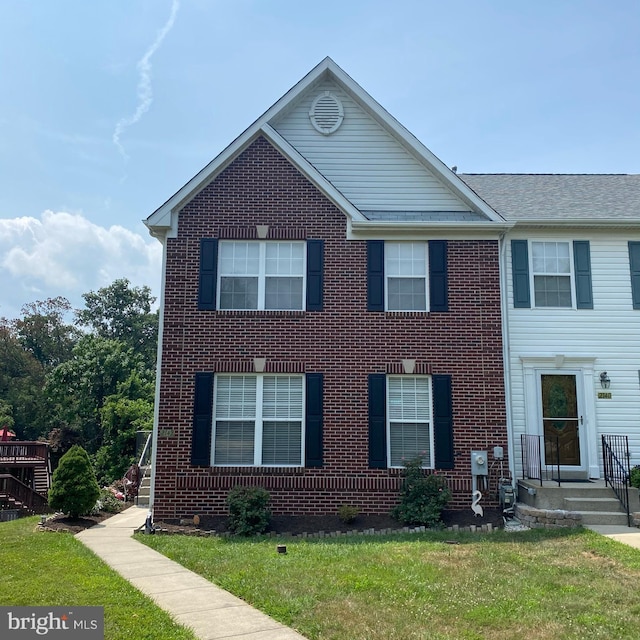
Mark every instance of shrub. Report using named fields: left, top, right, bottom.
left=630, top=466, right=640, bottom=489
left=90, top=488, right=126, bottom=515
left=48, top=445, right=101, bottom=518
left=226, top=486, right=271, bottom=536
left=392, top=456, right=452, bottom=527
left=338, top=504, right=359, bottom=524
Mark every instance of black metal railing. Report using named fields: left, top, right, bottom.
left=521, top=434, right=561, bottom=486
left=602, top=435, right=631, bottom=527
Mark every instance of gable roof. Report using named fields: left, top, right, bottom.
left=145, top=57, right=507, bottom=238
left=461, top=174, right=640, bottom=225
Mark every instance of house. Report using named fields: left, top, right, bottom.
left=145, top=58, right=512, bottom=521
left=461, top=174, right=640, bottom=484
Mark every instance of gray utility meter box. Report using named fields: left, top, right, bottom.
left=471, top=451, right=488, bottom=476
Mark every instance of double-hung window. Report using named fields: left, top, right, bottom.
left=385, top=242, right=428, bottom=311
left=218, top=241, right=305, bottom=310
left=213, top=374, right=304, bottom=466
left=387, top=376, right=432, bottom=467
left=531, top=241, right=573, bottom=307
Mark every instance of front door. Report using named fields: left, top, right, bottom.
left=540, top=372, right=584, bottom=470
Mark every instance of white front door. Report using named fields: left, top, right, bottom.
left=538, top=371, right=586, bottom=474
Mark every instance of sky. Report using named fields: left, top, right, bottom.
left=1, top=0, right=639, bottom=320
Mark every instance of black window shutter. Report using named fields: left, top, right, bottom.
left=198, top=239, right=218, bottom=310
left=368, top=374, right=387, bottom=468
left=306, top=240, right=324, bottom=311
left=630, top=242, right=640, bottom=310
left=367, top=241, right=385, bottom=311
left=511, top=240, right=531, bottom=308
left=432, top=374, right=454, bottom=470
left=429, top=240, right=448, bottom=312
left=573, top=241, right=593, bottom=309
left=192, top=372, right=214, bottom=466
left=305, top=373, right=323, bottom=467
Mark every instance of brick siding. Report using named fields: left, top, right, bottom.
left=154, top=136, right=507, bottom=520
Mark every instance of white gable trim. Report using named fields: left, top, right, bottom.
left=145, top=57, right=505, bottom=236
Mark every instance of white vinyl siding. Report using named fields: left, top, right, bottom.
left=387, top=376, right=432, bottom=467
left=218, top=241, right=305, bottom=310
left=213, top=375, right=304, bottom=466
left=272, top=79, right=471, bottom=213
left=506, top=233, right=640, bottom=477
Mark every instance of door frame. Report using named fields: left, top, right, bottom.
left=521, top=356, right=599, bottom=478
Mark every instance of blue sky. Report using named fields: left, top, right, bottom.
left=1, top=0, right=638, bottom=319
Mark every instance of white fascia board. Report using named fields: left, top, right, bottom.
left=261, top=125, right=366, bottom=222
left=509, top=219, right=640, bottom=230
left=348, top=218, right=512, bottom=240
left=323, top=61, right=505, bottom=224
left=144, top=58, right=349, bottom=236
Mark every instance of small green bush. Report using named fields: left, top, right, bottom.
left=226, top=486, right=271, bottom=536
left=392, top=456, right=452, bottom=527
left=48, top=445, right=101, bottom=518
left=630, top=466, right=640, bottom=489
left=338, top=504, right=359, bottom=524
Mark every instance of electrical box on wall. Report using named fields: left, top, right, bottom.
left=471, top=450, right=488, bottom=476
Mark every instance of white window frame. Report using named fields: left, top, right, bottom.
left=217, top=240, right=307, bottom=311
left=211, top=374, right=305, bottom=467
left=530, top=240, right=575, bottom=309
left=385, top=242, right=429, bottom=312
left=386, top=375, right=434, bottom=468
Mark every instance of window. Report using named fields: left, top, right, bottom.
left=213, top=375, right=304, bottom=466
left=387, top=376, right=432, bottom=467
left=218, top=241, right=305, bottom=310
left=385, top=242, right=428, bottom=311
left=531, top=241, right=572, bottom=307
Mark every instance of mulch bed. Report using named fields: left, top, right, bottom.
left=40, top=506, right=504, bottom=535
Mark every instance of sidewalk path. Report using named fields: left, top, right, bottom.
left=586, top=524, right=640, bottom=550
left=76, top=506, right=308, bottom=640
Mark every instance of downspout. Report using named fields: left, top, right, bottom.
left=149, top=230, right=169, bottom=520
left=499, top=231, right=517, bottom=484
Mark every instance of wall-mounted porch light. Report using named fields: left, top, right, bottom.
left=599, top=372, right=611, bottom=389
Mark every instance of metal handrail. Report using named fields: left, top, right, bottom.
left=135, top=432, right=153, bottom=505
left=521, top=434, right=561, bottom=486
left=602, top=435, right=631, bottom=527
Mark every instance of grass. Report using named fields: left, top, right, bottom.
left=0, top=516, right=196, bottom=640
left=140, top=527, right=640, bottom=640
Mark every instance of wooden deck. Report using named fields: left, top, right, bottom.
left=0, top=441, right=50, bottom=467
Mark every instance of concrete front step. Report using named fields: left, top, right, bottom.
left=564, top=497, right=625, bottom=513
left=578, top=510, right=630, bottom=526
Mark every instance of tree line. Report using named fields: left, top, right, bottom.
left=0, top=279, right=158, bottom=485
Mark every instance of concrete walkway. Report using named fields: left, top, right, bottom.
left=586, top=524, right=640, bottom=550
left=75, top=506, right=308, bottom=640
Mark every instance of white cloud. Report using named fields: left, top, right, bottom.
left=113, top=0, right=181, bottom=161
left=0, top=211, right=162, bottom=319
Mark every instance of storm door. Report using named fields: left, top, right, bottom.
left=540, top=373, right=583, bottom=468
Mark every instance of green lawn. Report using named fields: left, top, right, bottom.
left=140, top=527, right=640, bottom=640
left=0, top=516, right=196, bottom=640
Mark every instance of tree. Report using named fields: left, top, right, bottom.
left=0, top=318, right=48, bottom=440
left=13, top=297, right=79, bottom=371
left=75, top=279, right=158, bottom=367
left=93, top=371, right=154, bottom=485
left=48, top=445, right=100, bottom=518
left=45, top=335, right=147, bottom=453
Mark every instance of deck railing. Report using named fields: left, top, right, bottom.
left=602, top=435, right=631, bottom=527
left=0, top=441, right=50, bottom=465
left=0, top=474, right=49, bottom=514
left=521, top=434, right=561, bottom=486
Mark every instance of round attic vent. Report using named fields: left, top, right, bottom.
left=309, top=91, right=344, bottom=135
